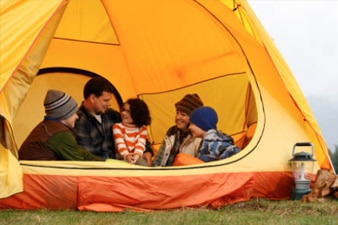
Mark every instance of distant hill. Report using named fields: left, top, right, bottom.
left=306, top=96, right=338, bottom=152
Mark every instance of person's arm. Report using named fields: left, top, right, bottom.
left=112, top=123, right=129, bottom=157
left=134, top=126, right=147, bottom=156
left=144, top=140, right=154, bottom=155
left=152, top=134, right=173, bottom=167
left=74, top=117, right=96, bottom=153
left=198, top=140, right=216, bottom=162
left=46, top=131, right=101, bottom=161
left=143, top=140, right=154, bottom=166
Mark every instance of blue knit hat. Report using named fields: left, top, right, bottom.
left=190, top=106, right=218, bottom=131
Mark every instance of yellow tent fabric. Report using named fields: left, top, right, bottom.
left=0, top=144, right=23, bottom=198
left=0, top=0, right=68, bottom=198
left=0, top=0, right=333, bottom=209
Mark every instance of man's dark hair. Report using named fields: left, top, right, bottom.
left=83, top=77, right=115, bottom=99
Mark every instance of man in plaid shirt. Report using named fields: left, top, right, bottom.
left=74, top=77, right=153, bottom=161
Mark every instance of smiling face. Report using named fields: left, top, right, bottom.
left=120, top=103, right=134, bottom=126
left=175, top=110, right=191, bottom=132
left=91, top=91, right=112, bottom=115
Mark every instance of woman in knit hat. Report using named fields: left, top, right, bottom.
left=152, top=94, right=204, bottom=166
left=189, top=106, right=240, bottom=162
left=19, top=90, right=101, bottom=161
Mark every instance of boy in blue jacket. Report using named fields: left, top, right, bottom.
left=189, top=106, right=240, bottom=162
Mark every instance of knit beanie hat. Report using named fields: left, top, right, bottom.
left=190, top=106, right=218, bottom=131
left=175, top=94, right=204, bottom=116
left=44, top=90, right=78, bottom=120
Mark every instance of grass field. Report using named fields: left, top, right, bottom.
left=1, top=198, right=337, bottom=225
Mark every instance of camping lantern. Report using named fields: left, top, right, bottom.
left=289, top=142, right=316, bottom=200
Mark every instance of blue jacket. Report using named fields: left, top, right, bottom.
left=198, top=129, right=240, bottom=162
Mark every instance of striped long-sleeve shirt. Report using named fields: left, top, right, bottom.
left=113, top=123, right=148, bottom=156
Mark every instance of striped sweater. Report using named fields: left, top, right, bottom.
left=113, top=123, right=148, bottom=156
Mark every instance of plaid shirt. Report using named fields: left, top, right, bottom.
left=74, top=104, right=121, bottom=160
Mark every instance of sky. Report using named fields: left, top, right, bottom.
left=247, top=0, right=338, bottom=151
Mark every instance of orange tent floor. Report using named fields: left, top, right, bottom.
left=0, top=171, right=296, bottom=212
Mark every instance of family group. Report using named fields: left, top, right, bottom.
left=19, top=77, right=240, bottom=166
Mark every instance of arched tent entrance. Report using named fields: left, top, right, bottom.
left=14, top=68, right=258, bottom=151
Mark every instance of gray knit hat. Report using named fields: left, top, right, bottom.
left=44, top=90, right=78, bottom=120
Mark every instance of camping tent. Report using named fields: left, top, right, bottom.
left=0, top=0, right=333, bottom=211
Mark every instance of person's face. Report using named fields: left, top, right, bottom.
left=62, top=113, right=79, bottom=128
left=175, top=111, right=190, bottom=131
left=189, top=122, right=205, bottom=138
left=120, top=103, right=134, bottom=126
left=92, top=91, right=112, bottom=114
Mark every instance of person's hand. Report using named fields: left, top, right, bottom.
left=124, top=154, right=133, bottom=163
left=142, top=152, right=153, bottom=166
left=130, top=154, right=140, bottom=164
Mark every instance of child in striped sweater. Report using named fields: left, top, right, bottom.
left=113, top=98, right=151, bottom=166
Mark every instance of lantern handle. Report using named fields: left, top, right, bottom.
left=292, top=142, right=314, bottom=157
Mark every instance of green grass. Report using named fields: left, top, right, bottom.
left=1, top=198, right=337, bottom=225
